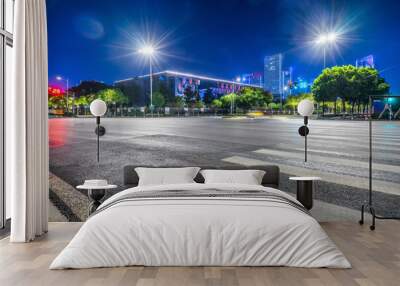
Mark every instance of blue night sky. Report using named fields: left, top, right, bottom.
left=47, top=0, right=400, bottom=93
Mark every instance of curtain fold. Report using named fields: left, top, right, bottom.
left=10, top=0, right=49, bottom=242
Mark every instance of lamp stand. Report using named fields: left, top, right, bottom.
left=304, top=116, right=308, bottom=162
left=96, top=116, right=100, bottom=162
left=359, top=95, right=400, bottom=230
left=298, top=116, right=309, bottom=162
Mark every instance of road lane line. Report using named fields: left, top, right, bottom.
left=276, top=143, right=400, bottom=161
left=222, top=155, right=400, bottom=196
left=254, top=149, right=400, bottom=174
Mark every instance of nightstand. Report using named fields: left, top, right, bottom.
left=77, top=181, right=117, bottom=215
left=289, top=177, right=321, bottom=210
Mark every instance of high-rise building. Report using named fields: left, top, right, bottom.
left=356, top=55, right=374, bottom=68
left=264, top=54, right=283, bottom=97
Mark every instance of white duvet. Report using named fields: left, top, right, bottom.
left=50, top=183, right=351, bottom=269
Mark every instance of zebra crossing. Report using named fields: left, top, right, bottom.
left=221, top=128, right=400, bottom=196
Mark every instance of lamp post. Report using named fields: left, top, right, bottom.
left=315, top=32, right=338, bottom=69
left=231, top=77, right=240, bottom=115
left=56, top=76, right=69, bottom=114
left=297, top=99, right=315, bottom=162
left=138, top=45, right=155, bottom=116
left=90, top=99, right=107, bottom=162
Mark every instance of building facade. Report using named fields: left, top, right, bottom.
left=264, top=54, right=283, bottom=99
left=240, top=72, right=263, bottom=87
left=356, top=55, right=375, bottom=68
left=115, top=70, right=261, bottom=107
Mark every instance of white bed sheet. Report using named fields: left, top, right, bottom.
left=50, top=183, right=351, bottom=269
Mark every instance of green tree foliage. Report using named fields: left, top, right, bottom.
left=97, top=88, right=128, bottom=106
left=236, top=87, right=273, bottom=110
left=219, top=93, right=237, bottom=109
left=152, top=92, right=166, bottom=108
left=48, top=96, right=66, bottom=109
left=284, top=93, right=314, bottom=112
left=312, top=65, right=390, bottom=114
left=211, top=99, right=222, bottom=109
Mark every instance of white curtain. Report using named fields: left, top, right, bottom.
left=9, top=0, right=49, bottom=242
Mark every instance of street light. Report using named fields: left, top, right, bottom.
left=230, top=77, right=241, bottom=115
left=315, top=32, right=338, bottom=69
left=138, top=45, right=155, bottom=115
left=56, top=76, right=70, bottom=114
left=90, top=99, right=107, bottom=162
left=297, top=99, right=315, bottom=162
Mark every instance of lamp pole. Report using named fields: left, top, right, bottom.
left=304, top=116, right=308, bottom=162
left=90, top=99, right=107, bottom=163
left=297, top=99, right=314, bottom=162
left=315, top=32, right=338, bottom=70
left=149, top=56, right=153, bottom=115
left=56, top=76, right=70, bottom=114
left=138, top=45, right=156, bottom=116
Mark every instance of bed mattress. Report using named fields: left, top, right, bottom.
left=50, top=183, right=350, bottom=269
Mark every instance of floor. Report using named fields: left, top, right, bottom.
left=1, top=221, right=399, bottom=286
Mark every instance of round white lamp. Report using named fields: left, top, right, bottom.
left=297, top=99, right=315, bottom=117
left=90, top=99, right=107, bottom=117
left=90, top=99, right=107, bottom=162
left=297, top=99, right=315, bottom=162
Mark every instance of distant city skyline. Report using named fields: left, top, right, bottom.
left=47, top=0, right=400, bottom=93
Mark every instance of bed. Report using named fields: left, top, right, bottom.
left=50, top=165, right=350, bottom=269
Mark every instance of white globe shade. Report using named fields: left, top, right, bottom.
left=297, top=99, right=315, bottom=116
left=90, top=99, right=107, bottom=117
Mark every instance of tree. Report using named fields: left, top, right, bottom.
left=312, top=65, right=390, bottom=115
left=97, top=88, right=128, bottom=106
left=152, top=92, right=166, bottom=108
left=70, top=80, right=110, bottom=97
left=236, top=87, right=273, bottom=110
left=220, top=93, right=237, bottom=109
left=284, top=93, right=314, bottom=112
left=211, top=99, right=222, bottom=109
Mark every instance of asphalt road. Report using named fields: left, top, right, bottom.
left=49, top=116, right=400, bottom=220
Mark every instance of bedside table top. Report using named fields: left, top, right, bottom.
left=77, top=184, right=118, bottom=190
left=289, top=177, right=321, bottom=181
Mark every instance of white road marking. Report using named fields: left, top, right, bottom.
left=254, top=149, right=400, bottom=174
left=222, top=155, right=400, bottom=195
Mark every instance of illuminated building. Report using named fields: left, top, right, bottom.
left=115, top=70, right=262, bottom=106
left=239, top=72, right=263, bottom=87
left=356, top=55, right=375, bottom=68
left=264, top=53, right=283, bottom=99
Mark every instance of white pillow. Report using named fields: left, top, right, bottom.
left=135, top=167, right=200, bottom=186
left=200, top=169, right=266, bottom=185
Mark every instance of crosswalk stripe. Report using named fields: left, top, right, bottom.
left=276, top=143, right=400, bottom=161
left=309, top=135, right=400, bottom=146
left=222, top=155, right=400, bottom=196
left=303, top=139, right=400, bottom=153
left=254, top=149, right=400, bottom=174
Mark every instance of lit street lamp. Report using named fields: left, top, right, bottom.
left=138, top=45, right=155, bottom=115
left=315, top=32, right=338, bottom=69
left=56, top=76, right=70, bottom=114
